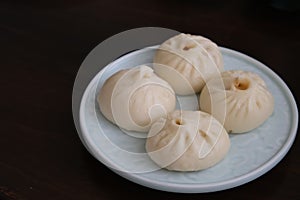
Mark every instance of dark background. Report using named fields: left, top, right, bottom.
left=0, top=0, right=299, bottom=199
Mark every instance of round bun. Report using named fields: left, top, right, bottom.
left=153, top=33, right=224, bottom=95
left=98, top=65, right=176, bottom=132
left=200, top=70, right=274, bottom=133
left=146, top=110, right=230, bottom=171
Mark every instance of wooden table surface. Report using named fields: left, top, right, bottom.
left=1, top=0, right=299, bottom=199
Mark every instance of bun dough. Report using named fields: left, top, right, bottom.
left=153, top=33, right=224, bottom=95
left=200, top=70, right=274, bottom=133
left=98, top=65, right=176, bottom=132
left=146, top=110, right=230, bottom=171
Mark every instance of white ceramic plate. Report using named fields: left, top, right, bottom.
left=79, top=46, right=298, bottom=193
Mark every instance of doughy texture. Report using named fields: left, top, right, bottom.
left=200, top=70, right=274, bottom=133
left=146, top=110, right=230, bottom=171
left=98, top=66, right=176, bottom=132
left=153, top=33, right=224, bottom=95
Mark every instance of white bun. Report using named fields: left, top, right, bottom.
left=146, top=110, right=230, bottom=171
left=98, top=65, right=176, bottom=132
left=200, top=70, right=274, bottom=133
left=153, top=33, right=224, bottom=95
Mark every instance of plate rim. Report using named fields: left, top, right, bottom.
left=79, top=46, right=298, bottom=193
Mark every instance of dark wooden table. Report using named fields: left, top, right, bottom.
left=1, top=0, right=299, bottom=199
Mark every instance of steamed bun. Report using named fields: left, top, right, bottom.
left=153, top=33, right=224, bottom=95
left=146, top=110, right=230, bottom=171
left=98, top=65, right=176, bottom=132
left=200, top=70, right=274, bottom=133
